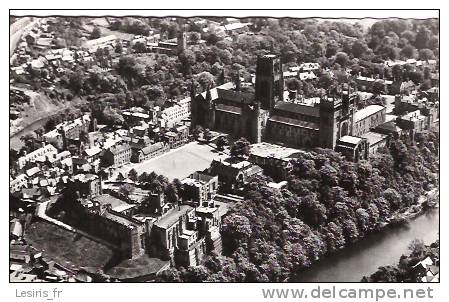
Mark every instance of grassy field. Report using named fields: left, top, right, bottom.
left=106, top=255, right=169, bottom=280
left=24, top=221, right=115, bottom=270
left=115, top=142, right=228, bottom=181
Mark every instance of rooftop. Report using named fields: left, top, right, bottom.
left=140, top=142, right=166, bottom=155
left=250, top=142, right=305, bottom=159
left=93, top=194, right=129, bottom=211
left=338, top=135, right=363, bottom=145
left=215, top=104, right=242, bottom=114
left=154, top=205, right=193, bottom=229
left=361, top=131, right=388, bottom=146
left=354, top=105, right=385, bottom=122
left=268, top=115, right=320, bottom=130
left=274, top=101, right=320, bottom=117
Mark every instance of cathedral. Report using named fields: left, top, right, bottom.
left=191, top=54, right=386, bottom=151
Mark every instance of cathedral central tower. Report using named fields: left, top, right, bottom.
left=255, top=54, right=284, bottom=110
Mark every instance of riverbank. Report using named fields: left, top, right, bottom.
left=292, top=192, right=439, bottom=282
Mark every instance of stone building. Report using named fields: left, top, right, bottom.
left=181, top=171, right=219, bottom=205
left=209, top=158, right=263, bottom=191
left=17, top=144, right=58, bottom=170
left=43, top=114, right=91, bottom=150
left=335, top=136, right=370, bottom=162
left=133, top=142, right=169, bottom=163
left=101, top=142, right=132, bottom=168
left=191, top=53, right=387, bottom=151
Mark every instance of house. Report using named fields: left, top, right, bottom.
left=360, top=131, right=389, bottom=155
left=133, top=142, right=169, bottom=163
left=83, top=35, right=117, bottom=51
left=209, top=158, right=263, bottom=191
left=162, top=127, right=188, bottom=149
left=299, top=62, right=320, bottom=72
left=149, top=205, right=195, bottom=260
left=181, top=171, right=219, bottom=205
left=396, top=110, right=428, bottom=135
left=10, top=219, right=24, bottom=239
left=17, top=144, right=58, bottom=170
left=158, top=102, right=190, bottom=128
left=249, top=142, right=306, bottom=181
left=412, top=256, right=440, bottom=282
left=335, top=135, right=369, bottom=162
left=10, top=174, right=28, bottom=193
left=102, top=142, right=132, bottom=168
left=68, top=174, right=102, bottom=198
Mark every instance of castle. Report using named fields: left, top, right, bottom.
left=191, top=54, right=386, bottom=151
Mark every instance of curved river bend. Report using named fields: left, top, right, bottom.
left=293, top=209, right=439, bottom=282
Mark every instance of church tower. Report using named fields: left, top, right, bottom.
left=319, top=85, right=357, bottom=149
left=190, top=81, right=198, bottom=128
left=241, top=100, right=265, bottom=143
left=319, top=95, right=341, bottom=149
left=255, top=54, right=284, bottom=110
left=205, top=85, right=216, bottom=130
left=177, top=31, right=187, bottom=53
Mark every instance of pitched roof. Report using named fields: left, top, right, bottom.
left=154, top=205, right=193, bottom=229
left=338, top=135, right=363, bottom=145
left=108, top=142, right=131, bottom=155
left=354, top=105, right=385, bottom=122
left=268, top=115, right=320, bottom=130
left=274, top=101, right=320, bottom=117
left=215, top=104, right=242, bottom=114
left=140, top=142, right=166, bottom=155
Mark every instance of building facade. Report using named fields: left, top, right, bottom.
left=191, top=53, right=387, bottom=151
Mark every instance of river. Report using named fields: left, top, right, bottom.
left=293, top=208, right=439, bottom=282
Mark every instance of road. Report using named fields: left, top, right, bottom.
left=10, top=17, right=41, bottom=56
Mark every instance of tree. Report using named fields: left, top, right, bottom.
left=128, top=168, right=138, bottom=182
left=44, top=119, right=57, bottom=132
left=414, top=27, right=431, bottom=49
left=116, top=172, right=125, bottom=182
left=196, top=71, right=215, bottom=90
left=119, top=183, right=134, bottom=197
left=206, top=33, right=221, bottom=45
left=408, top=239, right=426, bottom=256
left=189, top=32, right=201, bottom=44
left=216, top=136, right=228, bottom=151
left=20, top=134, right=37, bottom=152
left=400, top=44, right=416, bottom=59
left=203, top=128, right=213, bottom=142
left=90, top=26, right=101, bottom=40
left=372, top=81, right=386, bottom=95
left=222, top=213, right=252, bottom=251
left=68, top=71, right=85, bottom=94
left=286, top=78, right=302, bottom=91
left=133, top=41, right=147, bottom=53
left=418, top=48, right=435, bottom=61
left=156, top=268, right=182, bottom=282
left=165, top=183, right=179, bottom=204
left=138, top=172, right=148, bottom=183
left=191, top=125, right=203, bottom=140
left=351, top=41, right=368, bottom=58
left=230, top=138, right=250, bottom=158
left=115, top=42, right=123, bottom=54
left=335, top=52, right=349, bottom=67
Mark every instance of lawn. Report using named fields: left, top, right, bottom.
left=106, top=255, right=169, bottom=281
left=115, top=142, right=228, bottom=181
left=24, top=221, right=115, bottom=270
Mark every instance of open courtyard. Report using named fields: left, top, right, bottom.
left=113, top=142, right=228, bottom=181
